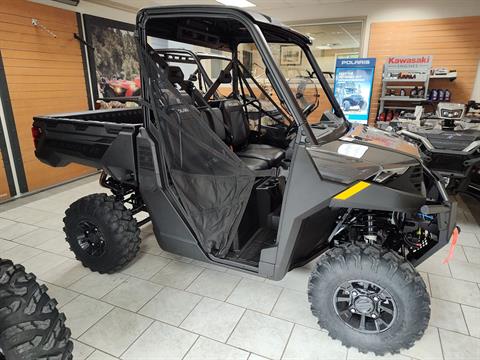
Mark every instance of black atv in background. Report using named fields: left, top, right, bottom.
left=0, top=259, right=72, bottom=360
left=32, top=5, right=457, bottom=355
left=392, top=101, right=480, bottom=198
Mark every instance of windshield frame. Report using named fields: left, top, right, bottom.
left=299, top=43, right=348, bottom=122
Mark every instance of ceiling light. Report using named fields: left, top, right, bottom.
left=216, top=0, right=256, bottom=8
left=316, top=45, right=331, bottom=50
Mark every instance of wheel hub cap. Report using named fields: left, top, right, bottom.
left=333, top=280, right=397, bottom=333
left=76, top=221, right=106, bottom=257
left=354, top=296, right=374, bottom=314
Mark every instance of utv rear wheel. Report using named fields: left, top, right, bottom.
left=308, top=244, right=430, bottom=355
left=342, top=100, right=351, bottom=111
left=64, top=193, right=140, bottom=274
left=0, top=259, right=73, bottom=359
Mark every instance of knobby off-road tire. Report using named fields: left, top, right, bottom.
left=308, top=243, right=430, bottom=355
left=64, top=193, right=140, bottom=274
left=0, top=259, right=72, bottom=360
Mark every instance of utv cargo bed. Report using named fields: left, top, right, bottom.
left=33, top=108, right=143, bottom=181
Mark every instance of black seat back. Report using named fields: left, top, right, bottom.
left=168, top=66, right=185, bottom=84
left=201, top=108, right=227, bottom=142
left=220, top=99, right=249, bottom=147
left=169, top=66, right=227, bottom=142
left=178, top=90, right=193, bottom=105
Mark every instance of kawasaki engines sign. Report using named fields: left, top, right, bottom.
left=334, top=58, right=376, bottom=123
left=383, top=55, right=433, bottom=81
left=385, top=55, right=432, bottom=69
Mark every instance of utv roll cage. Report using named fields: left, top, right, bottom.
left=156, top=48, right=230, bottom=94
left=156, top=47, right=293, bottom=128
left=137, top=5, right=346, bottom=145
left=132, top=5, right=353, bottom=277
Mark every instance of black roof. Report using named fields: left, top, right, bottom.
left=137, top=5, right=311, bottom=50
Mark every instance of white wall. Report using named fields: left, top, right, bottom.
left=30, top=0, right=136, bottom=23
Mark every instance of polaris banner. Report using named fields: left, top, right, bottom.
left=333, top=58, right=376, bottom=123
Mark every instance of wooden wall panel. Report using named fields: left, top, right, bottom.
left=0, top=0, right=94, bottom=192
left=368, top=16, right=480, bottom=123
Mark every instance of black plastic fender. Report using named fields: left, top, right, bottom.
left=329, top=181, right=425, bottom=213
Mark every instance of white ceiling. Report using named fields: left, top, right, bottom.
left=83, top=0, right=360, bottom=14
left=82, top=0, right=363, bottom=50
left=294, top=22, right=362, bottom=50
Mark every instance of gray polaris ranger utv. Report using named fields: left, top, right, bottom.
left=33, top=5, right=457, bottom=355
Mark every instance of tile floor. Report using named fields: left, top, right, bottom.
left=0, top=177, right=479, bottom=360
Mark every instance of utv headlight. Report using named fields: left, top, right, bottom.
left=373, top=167, right=409, bottom=183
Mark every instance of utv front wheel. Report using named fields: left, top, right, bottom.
left=0, top=259, right=72, bottom=359
left=64, top=193, right=140, bottom=274
left=308, top=244, right=430, bottom=355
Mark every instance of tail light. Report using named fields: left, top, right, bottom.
left=32, top=126, right=42, bottom=145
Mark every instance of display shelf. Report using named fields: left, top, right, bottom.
left=379, top=57, right=432, bottom=114
left=383, top=105, right=416, bottom=110
left=430, top=73, right=457, bottom=81
left=385, top=85, right=417, bottom=89
left=380, top=96, right=427, bottom=102
left=383, top=78, right=427, bottom=83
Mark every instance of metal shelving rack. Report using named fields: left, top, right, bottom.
left=378, top=68, right=431, bottom=114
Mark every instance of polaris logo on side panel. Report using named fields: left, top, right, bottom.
left=340, top=59, right=371, bottom=66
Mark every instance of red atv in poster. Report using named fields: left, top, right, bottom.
left=100, top=75, right=141, bottom=98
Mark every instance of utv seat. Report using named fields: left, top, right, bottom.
left=200, top=105, right=270, bottom=171
left=219, top=99, right=284, bottom=165
left=167, top=66, right=270, bottom=171
left=240, top=157, right=270, bottom=171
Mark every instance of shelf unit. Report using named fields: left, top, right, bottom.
left=379, top=76, right=430, bottom=114
left=378, top=58, right=459, bottom=116
left=430, top=72, right=457, bottom=81
left=380, top=96, right=427, bottom=102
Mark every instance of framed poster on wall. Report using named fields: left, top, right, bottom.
left=333, top=58, right=376, bottom=123
left=83, top=15, right=140, bottom=101
left=280, top=45, right=302, bottom=65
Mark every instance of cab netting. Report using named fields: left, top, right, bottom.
left=138, top=45, right=255, bottom=257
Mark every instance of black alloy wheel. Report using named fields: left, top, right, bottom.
left=76, top=220, right=107, bottom=257
left=333, top=279, right=396, bottom=333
